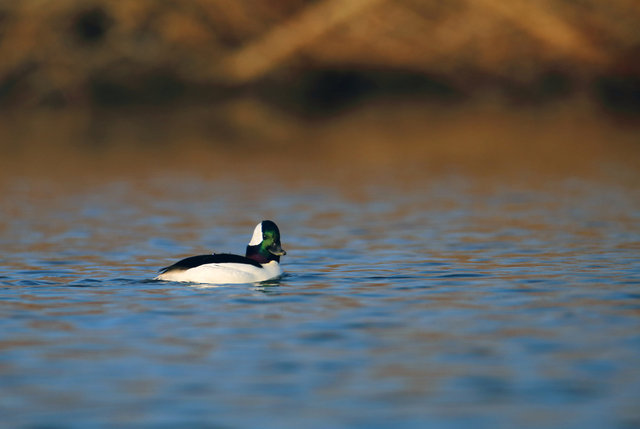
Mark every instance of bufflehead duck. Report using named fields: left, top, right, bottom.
left=155, top=220, right=286, bottom=284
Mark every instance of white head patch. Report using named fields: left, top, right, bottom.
left=248, top=222, right=263, bottom=246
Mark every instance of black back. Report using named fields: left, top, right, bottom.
left=159, top=253, right=262, bottom=273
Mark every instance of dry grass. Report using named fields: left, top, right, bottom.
left=0, top=0, right=638, bottom=105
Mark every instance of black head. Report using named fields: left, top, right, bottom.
left=246, top=220, right=286, bottom=263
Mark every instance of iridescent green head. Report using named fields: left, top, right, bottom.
left=246, top=220, right=286, bottom=263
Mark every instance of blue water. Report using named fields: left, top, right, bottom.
left=1, top=176, right=639, bottom=428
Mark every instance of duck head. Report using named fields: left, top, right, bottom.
left=246, top=220, right=286, bottom=263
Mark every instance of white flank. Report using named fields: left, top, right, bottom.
left=155, top=261, right=282, bottom=285
left=248, top=222, right=263, bottom=246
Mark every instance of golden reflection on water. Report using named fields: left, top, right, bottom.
left=1, top=99, right=639, bottom=191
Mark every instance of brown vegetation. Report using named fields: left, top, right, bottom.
left=0, top=0, right=639, bottom=109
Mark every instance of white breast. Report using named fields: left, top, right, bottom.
left=155, top=261, right=282, bottom=284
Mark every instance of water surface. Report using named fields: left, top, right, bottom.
left=1, top=172, right=639, bottom=428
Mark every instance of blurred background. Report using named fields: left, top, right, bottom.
left=0, top=0, right=639, bottom=183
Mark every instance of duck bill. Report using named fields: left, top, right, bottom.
left=268, top=242, right=286, bottom=256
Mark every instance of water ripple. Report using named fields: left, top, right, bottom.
left=0, top=178, right=639, bottom=428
